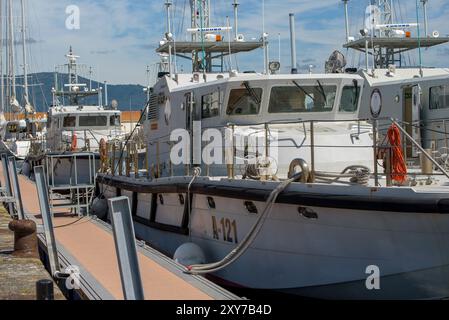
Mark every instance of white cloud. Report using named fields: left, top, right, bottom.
left=15, top=0, right=449, bottom=84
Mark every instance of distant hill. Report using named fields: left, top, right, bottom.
left=12, top=72, right=147, bottom=113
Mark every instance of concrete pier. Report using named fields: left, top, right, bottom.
left=0, top=207, right=64, bottom=300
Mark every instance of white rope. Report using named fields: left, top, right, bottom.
left=186, top=174, right=298, bottom=275
left=187, top=167, right=201, bottom=241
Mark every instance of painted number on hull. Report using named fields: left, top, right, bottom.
left=212, top=216, right=238, bottom=244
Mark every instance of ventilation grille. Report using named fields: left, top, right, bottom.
left=147, top=94, right=159, bottom=121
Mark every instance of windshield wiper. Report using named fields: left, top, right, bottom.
left=292, top=80, right=316, bottom=104
left=243, top=81, right=261, bottom=105
left=316, top=80, right=327, bottom=101
left=352, top=79, right=360, bottom=108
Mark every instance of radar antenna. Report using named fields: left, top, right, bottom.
left=343, top=0, right=449, bottom=69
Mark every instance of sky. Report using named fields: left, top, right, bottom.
left=12, top=0, right=449, bottom=85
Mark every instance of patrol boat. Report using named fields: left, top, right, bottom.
left=26, top=47, right=125, bottom=185
left=96, top=0, right=449, bottom=299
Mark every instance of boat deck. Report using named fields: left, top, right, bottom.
left=0, top=166, right=238, bottom=300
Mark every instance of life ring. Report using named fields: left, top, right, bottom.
left=71, top=134, right=78, bottom=151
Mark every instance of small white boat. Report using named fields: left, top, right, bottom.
left=27, top=47, right=126, bottom=185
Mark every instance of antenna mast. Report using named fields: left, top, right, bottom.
left=66, top=46, right=79, bottom=92
left=189, top=0, right=211, bottom=72
left=342, top=0, right=350, bottom=43
left=232, top=0, right=239, bottom=40
left=421, top=0, right=428, bottom=37
left=377, top=0, right=394, bottom=34
left=289, top=13, right=297, bottom=74
left=157, top=0, right=263, bottom=73
left=376, top=0, right=394, bottom=67
left=89, top=66, right=93, bottom=91
left=165, top=0, right=173, bottom=77
left=190, top=0, right=210, bottom=30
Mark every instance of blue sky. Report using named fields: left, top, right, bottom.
left=20, top=0, right=449, bottom=84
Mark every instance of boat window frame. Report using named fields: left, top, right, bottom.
left=110, top=114, right=121, bottom=126
left=429, top=85, right=449, bottom=110
left=267, top=83, right=337, bottom=114
left=201, top=91, right=221, bottom=119
left=78, top=115, right=109, bottom=128
left=63, top=116, right=77, bottom=128
left=226, top=86, right=263, bottom=116
left=339, top=84, right=362, bottom=113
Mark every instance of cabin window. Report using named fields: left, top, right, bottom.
left=430, top=85, right=449, bottom=110
left=340, top=86, right=361, bottom=113
left=110, top=115, right=121, bottom=126
left=79, top=116, right=108, bottom=127
left=201, top=92, right=220, bottom=119
left=63, top=116, right=76, bottom=128
left=226, top=88, right=262, bottom=116
left=268, top=85, right=336, bottom=113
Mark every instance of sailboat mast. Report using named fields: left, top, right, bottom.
left=20, top=0, right=28, bottom=106
left=0, top=0, right=4, bottom=114
left=8, top=0, right=15, bottom=101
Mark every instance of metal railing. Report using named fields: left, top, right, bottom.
left=102, top=116, right=449, bottom=187
left=0, top=154, right=25, bottom=218
left=45, top=153, right=97, bottom=216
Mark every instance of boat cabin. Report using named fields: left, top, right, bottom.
left=358, top=67, right=449, bottom=157
left=46, top=105, right=122, bottom=153
left=144, top=72, right=374, bottom=179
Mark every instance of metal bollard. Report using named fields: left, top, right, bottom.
left=36, top=279, right=54, bottom=300
left=8, top=219, right=39, bottom=258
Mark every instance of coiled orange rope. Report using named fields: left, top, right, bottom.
left=387, top=124, right=408, bottom=184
